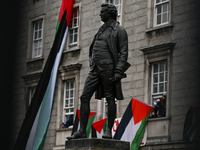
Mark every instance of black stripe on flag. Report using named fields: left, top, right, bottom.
left=113, top=99, right=132, bottom=140
left=92, top=126, right=97, bottom=138
left=14, top=10, right=67, bottom=150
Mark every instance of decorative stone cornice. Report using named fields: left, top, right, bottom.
left=140, top=42, right=176, bottom=60
left=140, top=42, right=176, bottom=54
left=59, top=63, right=82, bottom=73
left=21, top=71, right=42, bottom=81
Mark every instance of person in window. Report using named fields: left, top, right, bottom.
left=67, top=3, right=130, bottom=140
left=157, top=93, right=166, bottom=117
left=151, top=101, right=158, bottom=118
left=64, top=115, right=73, bottom=128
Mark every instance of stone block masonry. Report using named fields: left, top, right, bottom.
left=65, top=139, right=130, bottom=150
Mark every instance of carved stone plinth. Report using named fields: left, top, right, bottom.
left=65, top=138, right=130, bottom=150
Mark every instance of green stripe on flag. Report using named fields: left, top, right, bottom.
left=56, top=20, right=60, bottom=36
left=37, top=121, right=50, bottom=150
left=130, top=115, right=149, bottom=150
left=86, top=114, right=96, bottom=138
left=103, top=120, right=107, bottom=133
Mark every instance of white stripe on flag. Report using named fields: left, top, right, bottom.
left=25, top=107, right=41, bottom=150
left=120, top=117, right=141, bottom=145
left=25, top=28, right=68, bottom=150
left=96, top=129, right=104, bottom=138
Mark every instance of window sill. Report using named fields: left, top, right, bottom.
left=56, top=127, right=73, bottom=132
left=145, top=23, right=173, bottom=33
left=26, top=57, right=44, bottom=63
left=148, top=116, right=170, bottom=122
left=63, top=46, right=81, bottom=53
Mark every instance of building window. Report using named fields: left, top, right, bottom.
left=140, top=42, right=175, bottom=143
left=152, top=61, right=167, bottom=96
left=29, top=87, right=36, bottom=105
left=67, top=7, right=79, bottom=49
left=107, top=0, right=122, bottom=23
left=103, top=98, right=117, bottom=119
left=63, top=80, right=75, bottom=123
left=151, top=61, right=167, bottom=118
left=32, top=20, right=43, bottom=58
left=154, top=0, right=169, bottom=27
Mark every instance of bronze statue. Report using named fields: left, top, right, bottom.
left=67, top=3, right=130, bottom=140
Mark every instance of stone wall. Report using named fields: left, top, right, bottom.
left=170, top=0, right=200, bottom=141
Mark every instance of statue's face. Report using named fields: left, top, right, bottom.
left=100, top=7, right=110, bottom=22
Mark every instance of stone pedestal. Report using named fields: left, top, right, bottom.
left=65, top=138, right=130, bottom=150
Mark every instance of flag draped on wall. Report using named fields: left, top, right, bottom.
left=92, top=118, right=107, bottom=138
left=71, top=109, right=96, bottom=138
left=113, top=98, right=153, bottom=150
left=14, top=0, right=74, bottom=150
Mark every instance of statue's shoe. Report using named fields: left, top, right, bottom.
left=102, top=130, right=112, bottom=139
left=66, top=131, right=86, bottom=140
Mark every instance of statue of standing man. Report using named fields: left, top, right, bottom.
left=67, top=3, right=130, bottom=140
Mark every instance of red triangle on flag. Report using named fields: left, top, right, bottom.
left=92, top=118, right=107, bottom=134
left=131, top=98, right=153, bottom=125
left=59, top=0, right=74, bottom=27
left=77, top=109, right=96, bottom=120
left=89, top=112, right=96, bottom=119
left=77, top=109, right=80, bottom=120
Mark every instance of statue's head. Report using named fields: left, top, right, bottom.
left=100, top=3, right=118, bottom=22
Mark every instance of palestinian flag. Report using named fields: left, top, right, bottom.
left=113, top=98, right=153, bottom=150
left=14, top=0, right=74, bottom=150
left=92, top=118, right=107, bottom=138
left=71, top=109, right=96, bottom=138
left=183, top=107, right=200, bottom=142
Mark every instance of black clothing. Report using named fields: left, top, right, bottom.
left=88, top=20, right=130, bottom=100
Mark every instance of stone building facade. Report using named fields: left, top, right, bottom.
left=2, top=0, right=200, bottom=149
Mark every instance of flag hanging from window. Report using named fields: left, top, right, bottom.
left=71, top=109, right=96, bottom=138
left=91, top=118, right=107, bottom=138
left=14, top=0, right=74, bottom=150
left=113, top=98, right=153, bottom=150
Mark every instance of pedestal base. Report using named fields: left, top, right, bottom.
left=65, top=138, right=130, bottom=150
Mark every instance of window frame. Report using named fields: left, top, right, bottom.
left=140, top=42, right=175, bottom=143
left=65, top=3, right=81, bottom=51
left=62, top=79, right=75, bottom=123
left=146, top=0, right=172, bottom=32
left=140, top=43, right=174, bottom=117
left=32, top=19, right=43, bottom=58
left=21, top=71, right=41, bottom=113
left=150, top=60, right=168, bottom=119
left=69, top=8, right=79, bottom=46
left=56, top=63, right=82, bottom=130
left=151, top=60, right=167, bottom=100
left=27, top=15, right=45, bottom=60
left=154, top=0, right=169, bottom=27
left=106, top=0, right=124, bottom=25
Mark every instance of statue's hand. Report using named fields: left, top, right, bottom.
left=109, top=73, right=123, bottom=82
